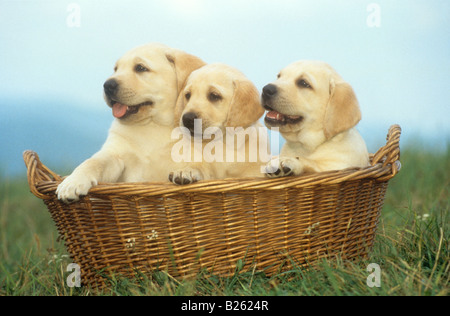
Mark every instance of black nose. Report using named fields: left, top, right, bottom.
left=104, top=79, right=119, bottom=97
left=262, top=84, right=278, bottom=99
left=182, top=112, right=199, bottom=133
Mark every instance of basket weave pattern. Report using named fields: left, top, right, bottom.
left=24, top=125, right=401, bottom=288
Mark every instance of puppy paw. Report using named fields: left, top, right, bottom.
left=265, top=157, right=302, bottom=178
left=56, top=174, right=97, bottom=203
left=169, top=168, right=203, bottom=185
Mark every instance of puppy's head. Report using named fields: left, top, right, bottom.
left=176, top=63, right=264, bottom=136
left=104, top=43, right=205, bottom=125
left=261, top=60, right=361, bottom=141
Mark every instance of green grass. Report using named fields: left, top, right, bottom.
left=1, top=146, right=448, bottom=296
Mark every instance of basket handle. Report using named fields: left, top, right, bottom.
left=23, top=150, right=62, bottom=200
left=371, top=125, right=402, bottom=178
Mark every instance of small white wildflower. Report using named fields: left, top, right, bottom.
left=48, top=255, right=59, bottom=264
left=125, top=238, right=136, bottom=249
left=416, top=214, right=430, bottom=221
left=47, top=254, right=71, bottom=265
left=147, top=230, right=158, bottom=241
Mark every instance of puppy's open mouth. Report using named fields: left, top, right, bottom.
left=111, top=101, right=154, bottom=119
left=264, top=106, right=303, bottom=126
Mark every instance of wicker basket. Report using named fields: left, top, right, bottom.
left=24, top=125, right=401, bottom=288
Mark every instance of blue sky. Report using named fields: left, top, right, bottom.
left=1, top=0, right=449, bottom=152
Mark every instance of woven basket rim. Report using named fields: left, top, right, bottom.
left=23, top=125, right=401, bottom=199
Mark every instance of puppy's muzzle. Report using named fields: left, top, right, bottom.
left=262, top=83, right=278, bottom=96
left=261, top=83, right=303, bottom=126
left=262, top=84, right=278, bottom=98
left=262, top=84, right=278, bottom=109
left=182, top=112, right=199, bottom=136
left=104, top=79, right=119, bottom=98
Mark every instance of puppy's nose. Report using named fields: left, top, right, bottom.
left=262, top=84, right=278, bottom=99
left=182, top=112, right=199, bottom=133
left=104, top=79, right=119, bottom=97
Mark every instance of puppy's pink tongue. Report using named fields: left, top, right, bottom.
left=112, top=103, right=128, bottom=118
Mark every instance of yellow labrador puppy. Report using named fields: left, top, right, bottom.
left=169, top=63, right=268, bottom=184
left=262, top=60, right=369, bottom=177
left=56, top=43, right=205, bottom=203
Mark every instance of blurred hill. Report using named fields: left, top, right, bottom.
left=0, top=98, right=111, bottom=178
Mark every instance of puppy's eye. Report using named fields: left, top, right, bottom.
left=277, top=73, right=281, bottom=79
left=185, top=92, right=191, bottom=101
left=135, top=64, right=150, bottom=73
left=296, top=79, right=312, bottom=89
left=208, top=92, right=223, bottom=103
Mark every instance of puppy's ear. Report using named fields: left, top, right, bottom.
left=323, top=79, right=361, bottom=139
left=165, top=49, right=206, bottom=93
left=174, top=90, right=187, bottom=127
left=226, top=79, right=265, bottom=128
